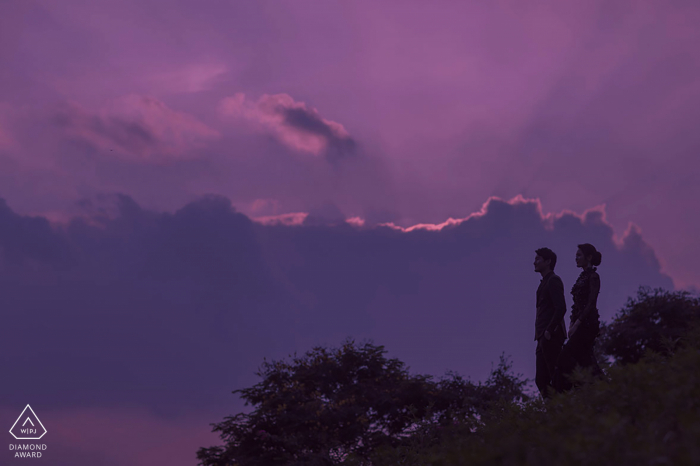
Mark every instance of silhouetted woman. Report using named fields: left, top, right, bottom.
left=554, top=243, right=604, bottom=391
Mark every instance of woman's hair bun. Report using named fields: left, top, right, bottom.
left=578, top=243, right=602, bottom=266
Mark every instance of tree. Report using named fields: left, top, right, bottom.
left=197, top=339, right=436, bottom=466
left=431, top=354, right=529, bottom=426
left=598, top=287, right=700, bottom=365
left=389, top=333, right=700, bottom=466
left=198, top=340, right=528, bottom=466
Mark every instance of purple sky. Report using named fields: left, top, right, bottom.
left=1, top=0, right=698, bottom=464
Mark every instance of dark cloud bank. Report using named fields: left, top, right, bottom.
left=1, top=194, right=672, bottom=418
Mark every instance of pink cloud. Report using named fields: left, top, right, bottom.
left=345, top=216, right=366, bottom=227
left=370, top=195, right=641, bottom=253
left=146, top=63, right=228, bottom=94
left=378, top=195, right=532, bottom=232
left=220, top=93, right=354, bottom=156
left=252, top=212, right=309, bottom=226
left=249, top=198, right=282, bottom=214
left=1, top=0, right=699, bottom=290
left=55, top=95, right=219, bottom=162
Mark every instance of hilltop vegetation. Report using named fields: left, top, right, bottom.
left=198, top=288, right=700, bottom=466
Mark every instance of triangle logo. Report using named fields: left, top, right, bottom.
left=9, top=405, right=47, bottom=440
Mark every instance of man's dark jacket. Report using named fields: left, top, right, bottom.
left=535, top=271, right=567, bottom=341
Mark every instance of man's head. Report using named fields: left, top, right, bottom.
left=534, top=247, right=557, bottom=274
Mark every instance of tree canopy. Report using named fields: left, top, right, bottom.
left=197, top=340, right=527, bottom=466
left=199, top=287, right=700, bottom=465
left=598, top=287, right=700, bottom=364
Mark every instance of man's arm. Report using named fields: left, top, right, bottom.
left=545, top=276, right=567, bottom=334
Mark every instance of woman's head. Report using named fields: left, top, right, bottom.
left=576, top=243, right=602, bottom=268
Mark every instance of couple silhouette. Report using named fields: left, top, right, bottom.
left=534, top=244, right=604, bottom=399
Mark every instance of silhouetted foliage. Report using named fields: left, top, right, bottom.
left=197, top=341, right=527, bottom=466
left=370, top=323, right=700, bottom=465
left=200, top=288, right=700, bottom=466
left=598, top=287, right=700, bottom=364
left=431, top=355, right=529, bottom=425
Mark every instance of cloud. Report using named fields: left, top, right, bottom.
left=220, top=93, right=356, bottom=158
left=2, top=0, right=699, bottom=291
left=0, top=192, right=675, bottom=462
left=0, top=197, right=72, bottom=266
left=54, top=96, right=219, bottom=162
left=147, top=63, right=228, bottom=93
left=252, top=212, right=308, bottom=226
left=0, top=95, right=391, bottom=230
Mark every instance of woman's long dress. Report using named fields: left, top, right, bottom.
left=554, top=267, right=603, bottom=391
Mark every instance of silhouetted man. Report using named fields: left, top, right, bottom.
left=533, top=247, right=567, bottom=399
